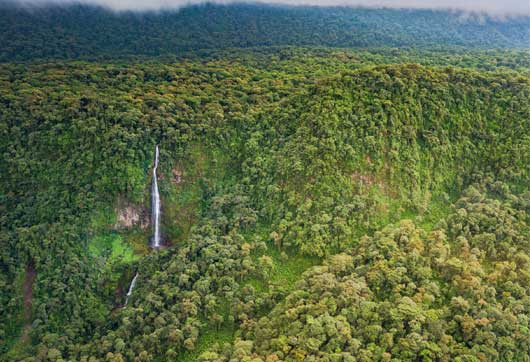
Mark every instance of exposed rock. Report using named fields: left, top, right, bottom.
left=114, top=202, right=149, bottom=230
left=172, top=167, right=183, bottom=184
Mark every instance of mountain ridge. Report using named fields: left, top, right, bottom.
left=0, top=3, right=529, bottom=62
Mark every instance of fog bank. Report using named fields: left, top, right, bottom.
left=8, top=0, right=530, bottom=16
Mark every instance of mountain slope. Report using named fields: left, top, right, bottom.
left=239, top=64, right=530, bottom=255
left=0, top=52, right=529, bottom=361
left=207, top=186, right=530, bottom=361
left=0, top=4, right=529, bottom=62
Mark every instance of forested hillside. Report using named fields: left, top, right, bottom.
left=0, top=46, right=529, bottom=361
left=0, top=3, right=529, bottom=62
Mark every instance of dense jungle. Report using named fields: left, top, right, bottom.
left=0, top=3, right=529, bottom=362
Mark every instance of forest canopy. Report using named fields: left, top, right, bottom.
left=0, top=11, right=529, bottom=362
left=0, top=4, right=529, bottom=62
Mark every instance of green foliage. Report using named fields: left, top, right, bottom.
left=208, top=184, right=530, bottom=361
left=0, top=4, right=529, bottom=62
left=239, top=64, right=530, bottom=255
left=180, top=324, right=236, bottom=362
left=0, top=47, right=529, bottom=362
left=88, top=233, right=138, bottom=264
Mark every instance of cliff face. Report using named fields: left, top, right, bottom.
left=114, top=201, right=149, bottom=231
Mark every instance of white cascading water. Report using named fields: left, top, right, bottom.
left=151, top=145, right=161, bottom=248
left=123, top=146, right=161, bottom=307
left=124, top=272, right=138, bottom=306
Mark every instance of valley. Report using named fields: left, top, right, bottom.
left=0, top=6, right=529, bottom=361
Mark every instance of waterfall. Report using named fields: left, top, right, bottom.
left=123, top=146, right=160, bottom=307
left=122, top=146, right=160, bottom=307
left=124, top=272, right=138, bottom=306
left=151, top=145, right=161, bottom=248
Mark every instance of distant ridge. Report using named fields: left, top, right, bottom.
left=0, top=3, right=528, bottom=62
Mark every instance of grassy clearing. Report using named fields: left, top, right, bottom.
left=88, top=233, right=140, bottom=264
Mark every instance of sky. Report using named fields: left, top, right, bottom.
left=8, top=0, right=530, bottom=15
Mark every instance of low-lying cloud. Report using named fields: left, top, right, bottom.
left=9, top=0, right=530, bottom=16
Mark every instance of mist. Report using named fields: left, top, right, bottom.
left=7, top=0, right=530, bottom=16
